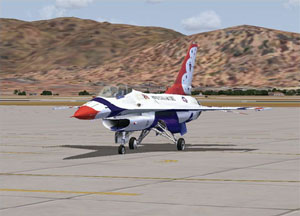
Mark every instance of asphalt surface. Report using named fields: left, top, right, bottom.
left=0, top=106, right=299, bottom=216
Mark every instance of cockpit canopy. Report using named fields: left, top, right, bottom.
left=98, top=85, right=132, bottom=98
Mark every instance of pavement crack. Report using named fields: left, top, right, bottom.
left=199, top=157, right=300, bottom=177
left=0, top=199, right=57, bottom=211
left=273, top=208, right=300, bottom=216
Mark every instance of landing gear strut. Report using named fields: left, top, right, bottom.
left=115, top=121, right=186, bottom=154
left=129, top=129, right=150, bottom=150
left=152, top=121, right=186, bottom=151
left=115, top=131, right=131, bottom=155
left=151, top=121, right=177, bottom=144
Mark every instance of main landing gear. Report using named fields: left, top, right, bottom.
left=176, top=138, right=185, bottom=151
left=115, top=121, right=185, bottom=154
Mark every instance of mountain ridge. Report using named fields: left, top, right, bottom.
left=1, top=17, right=299, bottom=95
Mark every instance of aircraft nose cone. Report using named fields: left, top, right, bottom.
left=73, top=106, right=99, bottom=120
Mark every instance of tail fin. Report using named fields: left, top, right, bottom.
left=165, top=43, right=198, bottom=95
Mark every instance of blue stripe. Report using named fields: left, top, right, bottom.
left=92, top=97, right=126, bottom=117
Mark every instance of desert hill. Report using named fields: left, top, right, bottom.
left=0, top=17, right=299, bottom=95
left=0, top=17, right=182, bottom=75
left=92, top=25, right=300, bottom=89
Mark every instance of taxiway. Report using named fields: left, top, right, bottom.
left=0, top=106, right=299, bottom=216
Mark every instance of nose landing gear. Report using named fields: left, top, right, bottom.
left=115, top=131, right=131, bottom=155
left=118, top=145, right=126, bottom=154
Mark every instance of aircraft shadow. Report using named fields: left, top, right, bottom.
left=61, top=144, right=257, bottom=160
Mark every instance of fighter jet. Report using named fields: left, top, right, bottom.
left=72, top=43, right=268, bottom=154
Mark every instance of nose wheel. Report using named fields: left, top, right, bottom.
left=118, top=145, right=126, bottom=154
left=116, top=132, right=128, bottom=154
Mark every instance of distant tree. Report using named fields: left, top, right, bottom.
left=233, top=90, right=244, bottom=95
left=14, top=89, right=26, bottom=95
left=244, top=89, right=255, bottom=95
left=225, top=89, right=233, bottom=95
left=217, top=90, right=225, bottom=95
left=260, top=90, right=268, bottom=95
left=286, top=90, right=296, bottom=96
left=78, top=90, right=90, bottom=95
left=191, top=90, right=200, bottom=95
left=195, top=88, right=288, bottom=96
left=203, top=90, right=215, bottom=95
left=41, top=90, right=52, bottom=95
left=18, top=91, right=26, bottom=96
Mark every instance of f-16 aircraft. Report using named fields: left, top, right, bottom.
left=72, top=43, right=268, bottom=154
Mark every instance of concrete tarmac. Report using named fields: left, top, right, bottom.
left=0, top=106, right=299, bottom=216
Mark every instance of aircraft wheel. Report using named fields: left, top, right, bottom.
left=118, top=145, right=126, bottom=154
left=176, top=138, right=185, bottom=151
left=129, top=137, right=137, bottom=150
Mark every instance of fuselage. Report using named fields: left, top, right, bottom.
left=73, top=90, right=202, bottom=134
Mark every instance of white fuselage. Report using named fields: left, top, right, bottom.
left=81, top=90, right=202, bottom=133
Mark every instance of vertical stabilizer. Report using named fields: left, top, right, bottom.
left=165, top=43, right=198, bottom=95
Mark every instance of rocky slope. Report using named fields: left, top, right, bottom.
left=86, top=25, right=300, bottom=89
left=1, top=18, right=299, bottom=95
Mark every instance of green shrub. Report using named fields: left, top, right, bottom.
left=14, top=90, right=26, bottom=95
left=191, top=90, right=200, bottom=95
left=41, top=90, right=52, bottom=95
left=199, top=89, right=274, bottom=96
left=78, top=90, right=90, bottom=95
left=18, top=91, right=26, bottom=95
left=233, top=50, right=242, bottom=57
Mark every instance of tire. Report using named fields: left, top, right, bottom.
left=176, top=138, right=185, bottom=151
left=118, top=145, right=126, bottom=154
left=129, top=137, right=137, bottom=150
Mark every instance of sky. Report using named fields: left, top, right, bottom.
left=0, top=0, right=299, bottom=35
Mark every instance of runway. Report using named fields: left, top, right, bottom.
left=0, top=106, right=299, bottom=216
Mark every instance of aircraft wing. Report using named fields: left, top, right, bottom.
left=196, top=106, right=271, bottom=112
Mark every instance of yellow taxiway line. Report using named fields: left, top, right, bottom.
left=159, top=160, right=178, bottom=163
left=0, top=188, right=139, bottom=196
left=0, top=173, right=299, bottom=183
